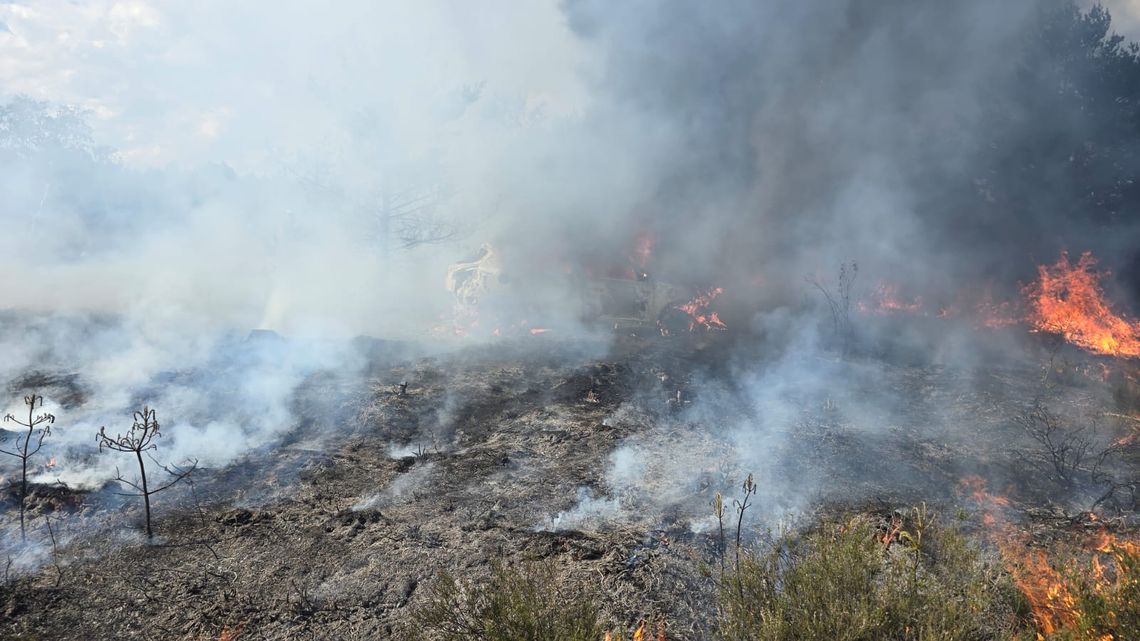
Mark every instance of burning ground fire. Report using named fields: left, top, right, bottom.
left=854, top=281, right=1025, bottom=329
left=1022, top=252, right=1140, bottom=358
left=852, top=251, right=1140, bottom=363
left=441, top=239, right=1138, bottom=354
left=859, top=282, right=924, bottom=315
left=674, top=287, right=727, bottom=332
left=961, top=476, right=1139, bottom=639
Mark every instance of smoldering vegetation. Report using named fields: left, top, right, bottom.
left=1, top=0, right=1140, bottom=639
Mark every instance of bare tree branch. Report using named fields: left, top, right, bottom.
left=97, top=407, right=195, bottom=539
left=0, top=394, right=55, bottom=541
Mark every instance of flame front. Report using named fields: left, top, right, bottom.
left=961, top=476, right=1076, bottom=635
left=676, top=288, right=727, bottom=331
left=1024, top=252, right=1140, bottom=358
left=962, top=476, right=1138, bottom=638
left=859, top=282, right=923, bottom=315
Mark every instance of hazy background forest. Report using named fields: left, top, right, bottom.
left=2, top=0, right=1140, bottom=337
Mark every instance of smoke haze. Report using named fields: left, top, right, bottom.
left=1, top=0, right=1138, bottom=527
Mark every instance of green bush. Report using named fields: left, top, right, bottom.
left=408, top=560, right=604, bottom=641
left=718, top=509, right=1020, bottom=641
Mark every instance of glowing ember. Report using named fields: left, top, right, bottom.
left=676, top=288, right=727, bottom=331
left=859, top=282, right=924, bottom=315
left=631, top=230, right=655, bottom=270
left=881, top=512, right=903, bottom=546
left=217, top=625, right=243, bottom=641
left=1023, top=252, right=1140, bottom=358
left=1109, top=413, right=1140, bottom=447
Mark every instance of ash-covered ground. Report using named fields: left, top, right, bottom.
left=2, top=320, right=1138, bottom=640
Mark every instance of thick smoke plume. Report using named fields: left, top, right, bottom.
left=0, top=0, right=1138, bottom=532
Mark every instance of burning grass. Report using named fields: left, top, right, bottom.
left=834, top=251, right=1140, bottom=361
left=407, top=506, right=1139, bottom=641
left=3, top=321, right=1138, bottom=640
left=963, top=476, right=1140, bottom=640
left=674, top=288, right=727, bottom=332
left=1024, top=252, right=1140, bottom=359
left=859, top=282, right=924, bottom=316
left=992, top=533, right=1140, bottom=641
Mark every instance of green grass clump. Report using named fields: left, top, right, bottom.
left=408, top=560, right=604, bottom=641
left=719, top=508, right=1020, bottom=641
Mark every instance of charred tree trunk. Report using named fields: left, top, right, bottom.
left=135, top=449, right=152, bottom=539
left=0, top=395, right=54, bottom=543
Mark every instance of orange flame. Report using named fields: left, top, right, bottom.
left=881, top=513, right=903, bottom=546
left=631, top=230, right=655, bottom=269
left=676, top=288, right=727, bottom=331
left=1113, top=419, right=1140, bottom=447
left=1024, top=252, right=1140, bottom=358
left=859, top=282, right=923, bottom=315
left=604, top=619, right=665, bottom=641
left=960, top=476, right=1075, bottom=634
left=961, top=476, right=1139, bottom=638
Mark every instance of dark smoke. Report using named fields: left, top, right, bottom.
left=1, top=0, right=1138, bottom=546
left=554, top=0, right=1140, bottom=311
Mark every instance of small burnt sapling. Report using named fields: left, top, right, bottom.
left=712, top=492, right=727, bottom=578
left=0, top=394, right=55, bottom=542
left=733, top=473, right=756, bottom=578
left=806, top=261, right=858, bottom=355
left=97, top=407, right=197, bottom=539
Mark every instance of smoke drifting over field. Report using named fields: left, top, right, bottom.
left=0, top=0, right=1138, bottom=526
left=4, top=1, right=1139, bottom=326
left=562, top=0, right=1140, bottom=303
